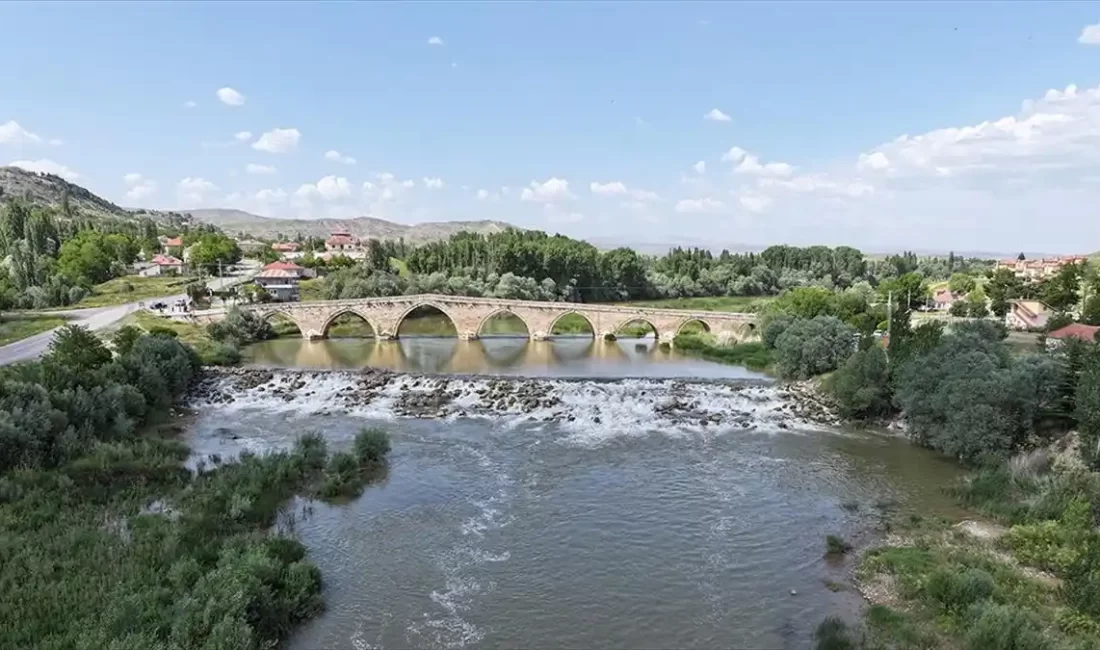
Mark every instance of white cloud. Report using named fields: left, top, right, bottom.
left=246, top=163, right=276, bottom=174
left=1079, top=23, right=1100, bottom=45
left=401, top=179, right=414, bottom=188
left=375, top=172, right=395, bottom=183
left=122, top=173, right=157, bottom=201
left=476, top=188, right=500, bottom=201
left=674, top=197, right=725, bottom=213
left=693, top=160, right=706, bottom=174
left=0, top=120, right=42, bottom=145
left=252, top=127, right=301, bottom=153
left=759, top=175, right=874, bottom=198
left=590, top=181, right=627, bottom=195
left=721, top=146, right=748, bottom=162
left=177, top=177, right=218, bottom=205
left=9, top=159, right=80, bottom=180
left=734, top=154, right=795, bottom=178
left=48, top=138, right=62, bottom=146
left=521, top=177, right=575, bottom=202
left=324, top=150, right=356, bottom=165
left=857, top=151, right=890, bottom=171
left=423, top=177, right=444, bottom=189
left=704, top=108, right=732, bottom=122
left=234, top=131, right=252, bottom=142
left=296, top=175, right=352, bottom=201
left=255, top=188, right=287, bottom=203
left=183, top=100, right=197, bottom=109
left=216, top=87, right=246, bottom=106
left=738, top=194, right=773, bottom=213
left=428, top=36, right=444, bottom=45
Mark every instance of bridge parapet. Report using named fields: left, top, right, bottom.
left=186, top=294, right=757, bottom=343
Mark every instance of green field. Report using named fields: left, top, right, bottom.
left=0, top=315, right=66, bottom=346
left=621, top=296, right=774, bottom=313
left=74, top=276, right=190, bottom=308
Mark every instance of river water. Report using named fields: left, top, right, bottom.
left=186, top=336, right=963, bottom=650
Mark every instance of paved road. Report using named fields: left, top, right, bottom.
left=0, top=267, right=258, bottom=365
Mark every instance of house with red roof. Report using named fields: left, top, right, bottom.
left=272, top=242, right=300, bottom=253
left=137, top=254, right=187, bottom=277
left=930, top=288, right=964, bottom=311
left=325, top=230, right=361, bottom=252
left=160, top=236, right=184, bottom=255
left=1047, top=323, right=1100, bottom=346
left=253, top=261, right=308, bottom=301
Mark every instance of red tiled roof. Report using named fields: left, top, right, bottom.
left=262, top=261, right=303, bottom=271
left=152, top=255, right=183, bottom=266
left=164, top=237, right=183, bottom=247
left=1049, top=324, right=1100, bottom=342
left=272, top=242, right=299, bottom=251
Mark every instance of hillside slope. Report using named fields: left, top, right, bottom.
left=0, top=167, right=517, bottom=243
left=185, top=209, right=516, bottom=244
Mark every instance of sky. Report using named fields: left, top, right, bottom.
left=2, top=2, right=1100, bottom=254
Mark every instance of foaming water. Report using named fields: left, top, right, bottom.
left=184, top=368, right=963, bottom=650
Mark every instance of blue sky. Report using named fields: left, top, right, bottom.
left=2, top=2, right=1100, bottom=253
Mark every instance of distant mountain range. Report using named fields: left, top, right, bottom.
left=184, top=208, right=514, bottom=244
left=0, top=166, right=516, bottom=244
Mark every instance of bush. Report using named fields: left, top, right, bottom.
left=111, top=325, right=143, bottom=356
left=825, top=534, right=853, bottom=555
left=814, top=617, right=860, bottom=650
left=208, top=307, right=275, bottom=346
left=1076, top=350, right=1100, bottom=470
left=319, top=452, right=361, bottom=499
left=1004, top=520, right=1082, bottom=573
left=1065, top=534, right=1100, bottom=618
left=925, top=567, right=994, bottom=613
left=673, top=335, right=773, bottom=369
left=147, top=325, right=178, bottom=338
left=353, top=428, right=391, bottom=464
left=200, top=341, right=242, bottom=366
left=773, top=316, right=857, bottom=380
left=830, top=345, right=892, bottom=419
left=965, top=603, right=1050, bottom=650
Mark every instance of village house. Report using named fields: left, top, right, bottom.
left=1005, top=299, right=1054, bottom=331
left=1047, top=323, right=1100, bottom=347
left=996, top=255, right=1088, bottom=281
left=272, top=241, right=301, bottom=254
left=253, top=261, right=308, bottom=302
left=930, top=288, right=964, bottom=311
left=236, top=239, right=267, bottom=255
left=325, top=230, right=361, bottom=252
left=159, top=236, right=184, bottom=255
left=136, top=254, right=187, bottom=277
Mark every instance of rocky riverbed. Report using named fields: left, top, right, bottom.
left=190, top=367, right=843, bottom=431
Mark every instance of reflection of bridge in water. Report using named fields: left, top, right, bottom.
left=190, top=294, right=757, bottom=343
left=243, top=337, right=675, bottom=375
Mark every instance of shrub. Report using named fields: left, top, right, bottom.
left=773, top=316, right=857, bottom=380
left=965, top=603, right=1049, bottom=650
left=208, top=307, right=275, bottom=346
left=1076, top=350, right=1100, bottom=470
left=147, top=325, right=178, bottom=338
left=353, top=428, right=391, bottom=464
left=319, top=452, right=361, bottom=499
left=294, top=434, right=328, bottom=472
left=830, top=345, right=892, bottom=419
left=200, top=341, right=242, bottom=366
left=1003, top=521, right=1081, bottom=573
left=814, top=617, right=860, bottom=650
left=925, top=567, right=994, bottom=614
left=825, top=535, right=853, bottom=555
left=673, top=335, right=773, bottom=369
left=111, top=325, right=143, bottom=356
left=1065, top=534, right=1100, bottom=618
left=762, top=314, right=796, bottom=349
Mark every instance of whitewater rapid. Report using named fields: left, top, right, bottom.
left=189, top=368, right=838, bottom=446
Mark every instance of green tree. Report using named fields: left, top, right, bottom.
left=985, top=268, right=1022, bottom=318
left=188, top=233, right=242, bottom=275
left=773, top=316, right=857, bottom=380
left=44, top=325, right=112, bottom=372
left=948, top=273, right=977, bottom=294
left=1040, top=262, right=1084, bottom=312
left=1076, top=350, right=1100, bottom=469
left=830, top=345, right=892, bottom=419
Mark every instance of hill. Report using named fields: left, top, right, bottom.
left=0, top=166, right=130, bottom=219
left=185, top=209, right=516, bottom=244
left=0, top=167, right=517, bottom=243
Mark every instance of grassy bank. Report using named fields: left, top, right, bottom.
left=622, top=295, right=775, bottom=313
left=828, top=451, right=1100, bottom=650
left=0, top=313, right=66, bottom=345
left=74, top=275, right=191, bottom=308
left=672, top=332, right=773, bottom=370
left=122, top=311, right=241, bottom=365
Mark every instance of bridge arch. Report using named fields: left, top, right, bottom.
left=258, top=309, right=304, bottom=338
left=611, top=316, right=659, bottom=338
left=391, top=301, right=461, bottom=338
left=547, top=310, right=596, bottom=338
left=321, top=308, right=377, bottom=339
left=476, top=308, right=531, bottom=338
left=675, top=318, right=712, bottom=336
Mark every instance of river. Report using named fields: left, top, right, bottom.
left=185, top=335, right=963, bottom=649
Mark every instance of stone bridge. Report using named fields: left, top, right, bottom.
left=188, top=294, right=757, bottom=343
